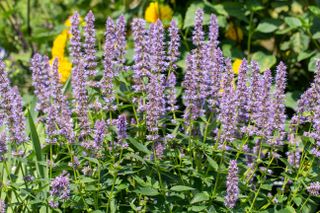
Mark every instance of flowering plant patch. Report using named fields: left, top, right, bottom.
left=0, top=9, right=320, bottom=212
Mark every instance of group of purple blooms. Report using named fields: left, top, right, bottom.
left=0, top=8, right=320, bottom=210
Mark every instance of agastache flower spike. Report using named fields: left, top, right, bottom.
left=168, top=20, right=180, bottom=70
left=247, top=60, right=261, bottom=123
left=84, top=10, right=97, bottom=79
left=70, top=12, right=82, bottom=67
left=149, top=20, right=166, bottom=75
left=166, top=72, right=178, bottom=113
left=115, top=15, right=126, bottom=71
left=31, top=54, right=51, bottom=113
left=192, top=9, right=204, bottom=47
left=208, top=14, right=219, bottom=49
left=0, top=133, right=7, bottom=161
left=50, top=172, right=70, bottom=200
left=307, top=182, right=320, bottom=196
left=102, top=17, right=116, bottom=111
left=93, top=120, right=106, bottom=150
left=224, top=160, right=239, bottom=209
left=235, top=59, right=248, bottom=123
left=0, top=200, right=5, bottom=213
left=117, top=114, right=128, bottom=147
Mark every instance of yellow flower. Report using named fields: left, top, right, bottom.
left=225, top=22, right=243, bottom=42
left=51, top=31, right=68, bottom=59
left=232, top=59, right=242, bottom=75
left=50, top=57, right=72, bottom=83
left=145, top=2, right=173, bottom=23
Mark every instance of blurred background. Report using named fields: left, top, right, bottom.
left=1, top=0, right=320, bottom=116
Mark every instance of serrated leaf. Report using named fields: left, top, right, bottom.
left=191, top=192, right=210, bottom=204
left=128, top=137, right=151, bottom=154
left=206, top=155, right=218, bottom=171
left=256, top=22, right=278, bottom=33
left=170, top=185, right=195, bottom=192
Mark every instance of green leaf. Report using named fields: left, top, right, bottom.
left=251, top=51, right=276, bottom=72
left=291, top=32, right=310, bottom=53
left=285, top=92, right=298, bottom=110
left=170, top=185, right=195, bottom=192
left=284, top=17, right=302, bottom=29
left=276, top=206, right=296, bottom=213
left=309, top=6, right=320, bottom=17
left=298, top=51, right=315, bottom=62
left=256, top=22, right=278, bottom=33
left=191, top=192, right=210, bottom=204
left=312, top=32, right=320, bottom=39
left=27, top=109, right=45, bottom=179
left=128, top=137, right=151, bottom=154
left=134, top=187, right=159, bottom=196
left=189, top=205, right=207, bottom=212
left=308, top=53, right=320, bottom=72
left=206, top=155, right=218, bottom=171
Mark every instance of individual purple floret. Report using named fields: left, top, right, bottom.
left=146, top=74, right=165, bottom=141
left=307, top=182, right=320, bottom=196
left=0, top=133, right=7, bottom=161
left=149, top=20, right=166, bottom=75
left=84, top=10, right=97, bottom=79
left=50, top=172, right=70, bottom=200
left=224, top=160, right=239, bottom=209
left=8, top=86, right=28, bottom=145
left=117, top=114, right=128, bottom=147
left=168, top=20, right=180, bottom=70
left=0, top=200, right=5, bottom=213
left=101, top=17, right=116, bottom=111
left=192, top=9, right=204, bottom=47
left=268, top=62, right=287, bottom=145
left=115, top=15, right=127, bottom=70
left=166, top=72, right=178, bottom=113
left=31, top=54, right=51, bottom=113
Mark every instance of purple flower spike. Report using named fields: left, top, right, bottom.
left=192, top=9, right=204, bottom=47
left=84, top=10, right=97, bottom=78
left=31, top=54, right=51, bottom=113
left=0, top=133, right=7, bottom=161
left=115, top=15, right=127, bottom=69
left=168, top=20, right=180, bottom=70
left=117, top=114, right=128, bottom=147
left=70, top=12, right=82, bottom=67
left=235, top=59, right=249, bottom=123
left=93, top=120, right=106, bottom=150
left=149, top=20, right=166, bottom=75
left=166, top=72, right=178, bottom=112
left=307, top=182, right=320, bottom=196
left=0, top=200, right=5, bottom=213
left=224, top=160, right=239, bottom=209
left=208, top=14, right=219, bottom=49
left=50, top=172, right=70, bottom=200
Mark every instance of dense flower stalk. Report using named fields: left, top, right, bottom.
left=208, top=14, right=219, bottom=49
left=224, top=160, right=239, bottom=209
left=192, top=9, right=204, bottom=47
left=247, top=61, right=261, bottom=123
left=0, top=133, right=7, bottom=161
left=115, top=15, right=126, bottom=70
left=84, top=10, right=97, bottom=78
left=117, top=114, right=128, bottom=147
left=166, top=72, right=178, bottom=112
left=235, top=59, right=248, bottom=123
left=131, top=18, right=149, bottom=93
left=70, top=12, right=82, bottom=67
left=73, top=61, right=90, bottom=139
left=149, top=20, right=166, bottom=75
left=146, top=74, right=165, bottom=141
left=102, top=17, right=116, bottom=111
left=168, top=20, right=180, bottom=70
left=0, top=200, right=5, bottom=213
left=93, top=120, right=106, bottom=149
left=307, top=182, right=320, bottom=196
left=50, top=172, right=70, bottom=200
left=31, top=54, right=51, bottom=113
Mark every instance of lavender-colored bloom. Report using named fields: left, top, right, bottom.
left=50, top=59, right=74, bottom=142
left=166, top=72, right=178, bottom=112
left=192, top=9, right=204, bottom=47
left=287, top=150, right=301, bottom=168
left=93, top=120, right=106, bottom=149
left=307, top=182, right=320, bottom=196
left=247, top=61, right=261, bottom=123
left=131, top=18, right=149, bottom=93
left=149, top=20, right=166, bottom=75
left=115, top=15, right=127, bottom=69
left=218, top=59, right=237, bottom=144
left=224, top=160, right=239, bottom=209
left=70, top=12, right=82, bottom=67
left=8, top=86, right=28, bottom=145
left=49, top=200, right=59, bottom=208
left=268, top=62, right=287, bottom=145
left=50, top=172, right=70, bottom=200
left=101, top=17, right=116, bottom=111
left=45, top=105, right=58, bottom=144
left=84, top=10, right=97, bottom=78
left=234, top=59, right=248, bottom=123
left=208, top=14, right=219, bottom=49
left=73, top=61, right=90, bottom=139
left=168, top=20, right=180, bottom=70
left=117, top=114, right=128, bottom=147
left=31, top=54, right=51, bottom=113
left=0, top=200, right=5, bottom=213
left=0, top=133, right=6, bottom=161
left=146, top=74, right=165, bottom=141
left=155, top=142, right=165, bottom=158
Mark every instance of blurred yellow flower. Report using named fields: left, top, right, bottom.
left=232, top=59, right=242, bottom=75
left=225, top=22, right=243, bottom=42
left=51, top=31, right=67, bottom=58
left=145, top=2, right=173, bottom=23
left=50, top=57, right=72, bottom=83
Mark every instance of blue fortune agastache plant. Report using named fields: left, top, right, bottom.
left=1, top=9, right=320, bottom=212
